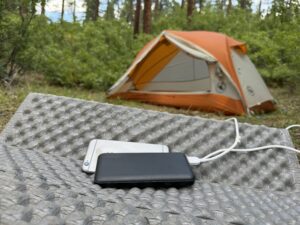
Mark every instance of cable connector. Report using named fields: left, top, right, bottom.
left=187, top=156, right=201, bottom=166
left=187, top=118, right=240, bottom=165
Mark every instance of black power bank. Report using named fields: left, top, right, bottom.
left=94, top=153, right=195, bottom=188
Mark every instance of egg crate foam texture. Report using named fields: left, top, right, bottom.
left=0, top=93, right=300, bottom=192
left=0, top=143, right=300, bottom=225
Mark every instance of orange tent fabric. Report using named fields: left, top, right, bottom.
left=144, top=32, right=244, bottom=92
left=108, top=31, right=276, bottom=115
left=110, top=92, right=246, bottom=115
left=166, top=31, right=247, bottom=100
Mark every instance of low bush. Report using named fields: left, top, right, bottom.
left=18, top=17, right=153, bottom=89
left=1, top=5, right=299, bottom=90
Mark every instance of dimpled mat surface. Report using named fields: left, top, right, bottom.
left=1, top=93, right=300, bottom=192
left=0, top=143, right=300, bottom=225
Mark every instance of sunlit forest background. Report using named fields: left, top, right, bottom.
left=0, top=0, right=299, bottom=90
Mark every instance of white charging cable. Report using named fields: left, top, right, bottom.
left=286, top=125, right=300, bottom=130
left=188, top=118, right=241, bottom=165
left=187, top=119, right=300, bottom=166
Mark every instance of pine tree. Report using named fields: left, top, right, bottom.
left=227, top=0, right=232, bottom=13
left=154, top=0, right=159, bottom=18
left=143, top=0, right=152, bottom=33
left=237, top=0, right=252, bottom=10
left=187, top=0, right=194, bottom=24
left=61, top=0, right=65, bottom=22
left=134, top=0, right=141, bottom=37
left=181, top=0, right=185, bottom=9
left=41, top=0, right=46, bottom=15
left=199, top=0, right=205, bottom=12
left=86, top=0, right=100, bottom=21
left=120, top=0, right=134, bottom=23
left=105, top=0, right=115, bottom=20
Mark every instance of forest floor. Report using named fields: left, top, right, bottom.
left=0, top=75, right=299, bottom=149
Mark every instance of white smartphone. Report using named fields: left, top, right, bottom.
left=82, top=139, right=169, bottom=173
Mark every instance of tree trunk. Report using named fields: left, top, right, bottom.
left=181, top=0, right=185, bottom=9
left=5, top=1, right=35, bottom=85
left=41, top=0, right=46, bottom=15
left=19, top=0, right=28, bottom=21
left=31, top=0, right=37, bottom=14
left=238, top=0, right=251, bottom=10
left=216, top=0, right=223, bottom=10
left=73, top=0, right=76, bottom=22
left=86, top=0, right=91, bottom=20
left=222, top=0, right=226, bottom=10
left=198, top=0, right=204, bottom=12
left=154, top=0, right=159, bottom=18
left=143, top=0, right=152, bottom=34
left=257, top=0, right=262, bottom=16
left=240, top=0, right=246, bottom=9
left=105, top=0, right=115, bottom=20
left=227, top=0, right=232, bottom=13
left=128, top=0, right=134, bottom=23
left=86, top=0, right=99, bottom=21
left=187, top=0, right=194, bottom=24
left=94, top=0, right=99, bottom=20
left=133, top=0, right=141, bottom=37
left=61, top=0, right=65, bottom=23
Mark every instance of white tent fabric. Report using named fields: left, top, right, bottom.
left=231, top=50, right=274, bottom=108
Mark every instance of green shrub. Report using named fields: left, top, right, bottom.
left=9, top=7, right=300, bottom=89
left=0, top=12, right=23, bottom=81
left=19, top=18, right=152, bottom=89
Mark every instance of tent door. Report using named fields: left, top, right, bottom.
left=141, top=51, right=211, bottom=92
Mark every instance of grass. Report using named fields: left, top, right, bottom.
left=0, top=75, right=299, bottom=149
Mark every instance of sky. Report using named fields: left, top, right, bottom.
left=36, top=0, right=86, bottom=21
left=39, top=0, right=273, bottom=22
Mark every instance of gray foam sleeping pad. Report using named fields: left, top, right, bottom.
left=0, top=143, right=299, bottom=225
left=1, top=93, right=299, bottom=191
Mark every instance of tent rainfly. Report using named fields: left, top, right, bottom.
left=107, top=30, right=276, bottom=115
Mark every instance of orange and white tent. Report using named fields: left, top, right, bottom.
left=108, top=30, right=276, bottom=115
